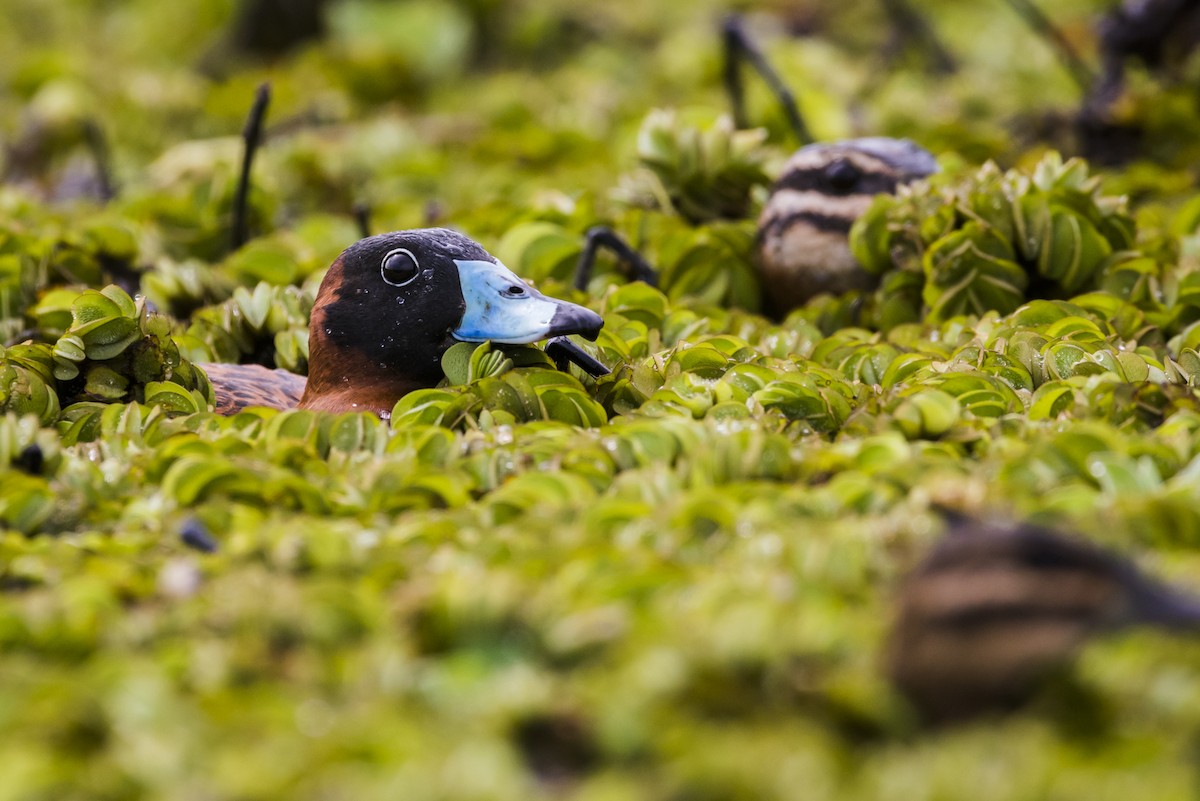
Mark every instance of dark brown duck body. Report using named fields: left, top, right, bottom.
left=202, top=228, right=604, bottom=417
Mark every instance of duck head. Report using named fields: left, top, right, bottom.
left=756, top=137, right=937, bottom=318
left=300, top=228, right=603, bottom=415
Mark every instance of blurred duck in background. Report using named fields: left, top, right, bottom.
left=887, top=516, right=1200, bottom=725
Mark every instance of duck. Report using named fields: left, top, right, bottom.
left=721, top=15, right=942, bottom=315
left=755, top=137, right=938, bottom=318
left=200, top=228, right=604, bottom=418
left=571, top=136, right=938, bottom=319
left=886, top=516, right=1200, bottom=725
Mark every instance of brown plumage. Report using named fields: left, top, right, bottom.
left=201, top=362, right=306, bottom=414
left=199, top=229, right=603, bottom=418
left=756, top=137, right=937, bottom=317
left=887, top=517, right=1200, bottom=725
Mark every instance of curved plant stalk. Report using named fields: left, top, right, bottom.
left=231, top=82, right=272, bottom=252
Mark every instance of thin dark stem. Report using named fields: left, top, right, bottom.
left=721, top=14, right=812, bottom=145
left=81, top=120, right=117, bottom=201
left=545, top=336, right=610, bottom=378
left=573, top=226, right=658, bottom=292
left=232, top=82, right=271, bottom=252
left=722, top=16, right=749, bottom=131
left=999, top=0, right=1097, bottom=95
left=878, top=0, right=958, bottom=75
left=353, top=201, right=371, bottom=239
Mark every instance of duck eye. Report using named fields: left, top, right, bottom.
left=381, top=248, right=420, bottom=287
left=823, top=158, right=861, bottom=194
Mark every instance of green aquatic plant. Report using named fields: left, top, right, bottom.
left=5, top=1, right=1200, bottom=798
left=621, top=109, right=774, bottom=225
left=0, top=285, right=211, bottom=428
left=182, top=281, right=312, bottom=371
left=851, top=152, right=1140, bottom=324
left=392, top=341, right=608, bottom=429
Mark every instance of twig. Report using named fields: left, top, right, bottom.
left=232, top=82, right=271, bottom=252
left=999, top=0, right=1097, bottom=95
left=722, top=16, right=750, bottom=131
left=721, top=14, right=812, bottom=144
left=573, top=226, right=658, bottom=291
left=81, top=120, right=117, bottom=201
left=423, top=200, right=444, bottom=227
left=352, top=201, right=371, bottom=239
left=878, top=0, right=958, bottom=75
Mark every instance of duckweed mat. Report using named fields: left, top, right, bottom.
left=4, top=1, right=1200, bottom=798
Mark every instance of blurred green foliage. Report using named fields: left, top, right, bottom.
left=851, top=153, right=1139, bottom=323
left=5, top=0, right=1200, bottom=798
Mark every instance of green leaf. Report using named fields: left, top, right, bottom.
left=923, top=223, right=1028, bottom=320
left=892, top=389, right=961, bottom=439
left=84, top=366, right=129, bottom=400
left=1038, top=208, right=1112, bottom=294
left=329, top=412, right=382, bottom=452
left=391, top=388, right=463, bottom=427
left=99, top=285, right=138, bottom=318
left=538, top=387, right=607, bottom=427
left=467, top=341, right=514, bottom=383
left=71, top=289, right=124, bottom=325
left=161, top=455, right=261, bottom=505
left=440, top=342, right=475, bottom=386
left=495, top=222, right=581, bottom=284
left=605, top=282, right=670, bottom=328
left=1029, top=381, right=1079, bottom=420
left=145, top=381, right=204, bottom=415
left=74, top=316, right=141, bottom=360
left=225, top=239, right=298, bottom=285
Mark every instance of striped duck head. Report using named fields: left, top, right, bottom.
left=886, top=517, right=1200, bottom=726
left=297, top=228, right=604, bottom=416
left=756, top=137, right=938, bottom=318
